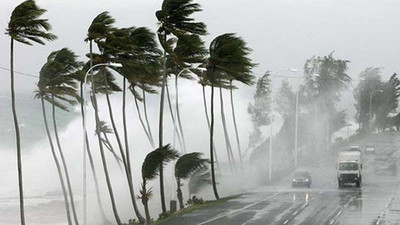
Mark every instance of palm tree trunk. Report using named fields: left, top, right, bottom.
left=210, top=85, right=220, bottom=200
left=41, top=97, right=72, bottom=225
left=102, top=73, right=145, bottom=223
left=174, top=75, right=187, bottom=153
left=80, top=82, right=109, bottom=223
left=141, top=181, right=151, bottom=225
left=101, top=130, right=123, bottom=169
left=166, top=82, right=184, bottom=151
left=133, top=87, right=153, bottom=147
left=142, top=90, right=154, bottom=146
left=10, top=38, right=25, bottom=225
left=229, top=81, right=243, bottom=166
left=90, top=40, right=122, bottom=225
left=159, top=35, right=167, bottom=213
left=219, top=87, right=235, bottom=171
left=176, top=179, right=184, bottom=210
left=51, top=95, right=80, bottom=225
left=202, top=85, right=219, bottom=168
left=123, top=78, right=146, bottom=223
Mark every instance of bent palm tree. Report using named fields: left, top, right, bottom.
left=35, top=48, right=82, bottom=225
left=139, top=144, right=179, bottom=224
left=203, top=33, right=255, bottom=199
left=156, top=0, right=207, bottom=212
left=86, top=12, right=124, bottom=225
left=175, top=153, right=208, bottom=209
left=102, top=26, right=161, bottom=223
left=6, top=1, right=56, bottom=223
left=44, top=49, right=82, bottom=225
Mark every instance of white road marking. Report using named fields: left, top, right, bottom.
left=376, top=220, right=380, bottom=225
left=344, top=197, right=353, bottom=208
left=329, top=219, right=335, bottom=225
left=283, top=219, right=289, bottom=224
left=197, top=192, right=281, bottom=225
left=293, top=211, right=298, bottom=216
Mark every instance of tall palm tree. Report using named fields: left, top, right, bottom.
left=219, top=85, right=236, bottom=171
left=156, top=0, right=206, bottom=213
left=101, top=26, right=161, bottom=223
left=203, top=33, right=255, bottom=199
left=139, top=144, right=179, bottom=224
left=46, top=49, right=82, bottom=225
left=86, top=12, right=124, bottom=225
left=174, top=152, right=208, bottom=209
left=35, top=48, right=81, bottom=225
left=6, top=1, right=56, bottom=224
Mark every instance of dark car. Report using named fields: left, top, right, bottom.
left=292, top=171, right=312, bottom=188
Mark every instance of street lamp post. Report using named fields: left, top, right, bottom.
left=369, top=89, right=383, bottom=131
left=82, top=62, right=122, bottom=225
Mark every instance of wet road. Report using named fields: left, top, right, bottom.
left=162, top=133, right=400, bottom=225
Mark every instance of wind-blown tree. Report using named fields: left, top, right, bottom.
left=42, top=49, right=82, bottom=225
left=139, top=145, right=179, bottom=224
left=35, top=48, right=81, bottom=225
left=247, top=73, right=271, bottom=155
left=174, top=153, right=208, bottom=209
left=156, top=0, right=207, bottom=213
left=86, top=11, right=123, bottom=225
left=375, top=73, right=400, bottom=131
left=101, top=26, right=161, bottom=223
left=354, top=67, right=385, bottom=133
left=203, top=33, right=255, bottom=199
left=6, top=1, right=56, bottom=223
left=303, top=53, right=351, bottom=152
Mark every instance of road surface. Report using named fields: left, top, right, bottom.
left=161, top=133, right=400, bottom=225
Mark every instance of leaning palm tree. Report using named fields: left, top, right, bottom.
left=174, top=153, right=208, bottom=209
left=139, top=144, right=179, bottom=224
left=102, top=26, right=161, bottom=223
left=156, top=0, right=207, bottom=213
left=44, top=49, right=82, bottom=225
left=86, top=12, right=124, bottom=225
left=6, top=1, right=56, bottom=223
left=203, top=33, right=255, bottom=199
left=35, top=48, right=81, bottom=225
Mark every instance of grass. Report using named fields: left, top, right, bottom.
left=152, top=194, right=241, bottom=225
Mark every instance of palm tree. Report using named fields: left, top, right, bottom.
left=47, top=49, right=82, bottom=225
left=139, top=144, right=179, bottom=224
left=174, top=153, right=208, bottom=209
left=203, top=33, right=255, bottom=199
left=35, top=48, right=81, bottom=225
left=156, top=0, right=207, bottom=213
left=6, top=1, right=56, bottom=224
left=86, top=12, right=124, bottom=225
left=101, top=26, right=160, bottom=223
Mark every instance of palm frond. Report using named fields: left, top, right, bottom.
left=7, top=0, right=57, bottom=45
left=175, top=152, right=208, bottom=179
left=142, top=144, right=179, bottom=180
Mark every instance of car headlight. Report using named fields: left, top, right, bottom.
left=305, top=179, right=309, bottom=182
left=292, top=179, right=296, bottom=182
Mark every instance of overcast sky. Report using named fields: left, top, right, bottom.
left=1, top=0, right=400, bottom=93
